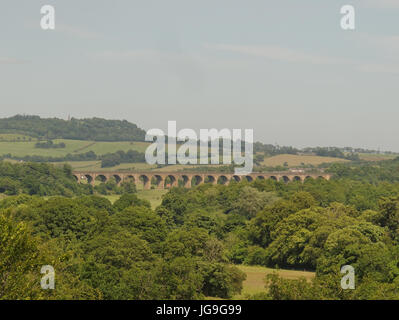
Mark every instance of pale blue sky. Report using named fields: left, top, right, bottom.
left=0, top=1, right=398, bottom=151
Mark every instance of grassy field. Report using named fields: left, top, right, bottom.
left=233, top=265, right=315, bottom=299
left=0, top=139, right=150, bottom=157
left=261, top=154, right=348, bottom=167
left=0, top=133, right=37, bottom=141
left=357, top=153, right=397, bottom=161
left=136, top=189, right=168, bottom=207
left=83, top=141, right=150, bottom=154
left=104, top=188, right=168, bottom=208
left=0, top=139, right=221, bottom=159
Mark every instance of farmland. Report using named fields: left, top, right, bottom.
left=233, top=265, right=315, bottom=299
left=357, top=153, right=397, bottom=161
left=261, top=154, right=349, bottom=167
left=1, top=133, right=393, bottom=173
left=0, top=139, right=149, bottom=157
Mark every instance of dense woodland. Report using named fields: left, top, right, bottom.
left=0, top=115, right=146, bottom=141
left=0, top=162, right=91, bottom=196
left=2, top=159, right=399, bottom=299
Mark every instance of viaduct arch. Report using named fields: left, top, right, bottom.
left=72, top=171, right=332, bottom=189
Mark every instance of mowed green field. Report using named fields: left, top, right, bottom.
left=0, top=139, right=150, bottom=157
left=233, top=265, right=315, bottom=299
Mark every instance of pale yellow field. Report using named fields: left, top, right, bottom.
left=262, top=154, right=348, bottom=167
left=233, top=265, right=315, bottom=299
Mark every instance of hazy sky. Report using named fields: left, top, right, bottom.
left=1, top=1, right=398, bottom=151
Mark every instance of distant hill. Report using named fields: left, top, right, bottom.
left=0, top=115, right=146, bottom=142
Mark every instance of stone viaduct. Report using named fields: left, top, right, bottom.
left=72, top=171, right=331, bottom=190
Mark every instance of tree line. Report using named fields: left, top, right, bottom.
left=35, top=140, right=66, bottom=149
